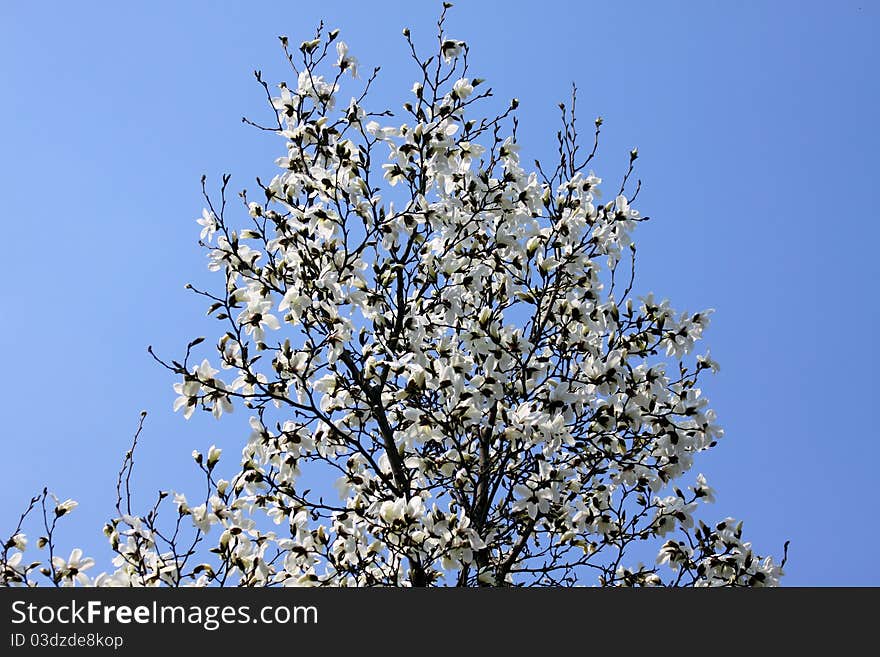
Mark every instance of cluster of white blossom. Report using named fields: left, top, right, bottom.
left=1, top=10, right=784, bottom=587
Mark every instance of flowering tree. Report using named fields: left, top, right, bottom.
left=1, top=8, right=786, bottom=587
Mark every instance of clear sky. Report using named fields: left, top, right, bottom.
left=1, top=1, right=877, bottom=586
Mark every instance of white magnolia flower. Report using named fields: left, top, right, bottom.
left=54, top=499, right=78, bottom=517
left=197, top=209, right=218, bottom=242
left=240, top=299, right=281, bottom=342
left=692, top=474, right=716, bottom=504
left=335, top=41, right=359, bottom=78
left=207, top=445, right=222, bottom=468
left=191, top=505, right=216, bottom=533
left=52, top=548, right=95, bottom=587
left=366, top=120, right=398, bottom=141
left=441, top=39, right=465, bottom=62
left=452, top=77, right=473, bottom=100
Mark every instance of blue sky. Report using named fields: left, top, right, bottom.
left=1, top=1, right=877, bottom=585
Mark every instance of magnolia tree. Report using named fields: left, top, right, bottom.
left=2, top=8, right=786, bottom=587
